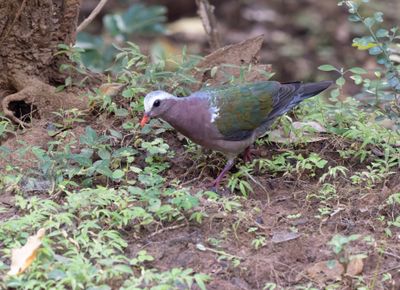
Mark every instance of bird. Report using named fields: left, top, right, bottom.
left=140, top=80, right=332, bottom=189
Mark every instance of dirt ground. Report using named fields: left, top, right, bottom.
left=0, top=108, right=399, bottom=289
left=1, top=0, right=400, bottom=288
left=136, top=135, right=400, bottom=289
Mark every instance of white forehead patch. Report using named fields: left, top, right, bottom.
left=143, top=91, right=176, bottom=113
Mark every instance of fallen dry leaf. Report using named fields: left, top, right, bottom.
left=346, top=256, right=364, bottom=276
left=191, top=35, right=272, bottom=91
left=291, top=121, right=327, bottom=133
left=271, top=231, right=301, bottom=244
left=7, top=228, right=46, bottom=275
left=305, top=260, right=344, bottom=284
left=98, top=83, right=127, bottom=98
left=268, top=120, right=327, bottom=143
left=268, top=128, right=328, bottom=144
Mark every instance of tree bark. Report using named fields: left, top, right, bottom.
left=0, top=0, right=82, bottom=125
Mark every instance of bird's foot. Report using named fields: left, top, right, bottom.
left=242, top=147, right=260, bottom=163
left=205, top=159, right=235, bottom=195
left=205, top=179, right=220, bottom=192
left=205, top=180, right=226, bottom=195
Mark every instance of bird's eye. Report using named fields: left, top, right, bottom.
left=153, top=100, right=161, bottom=107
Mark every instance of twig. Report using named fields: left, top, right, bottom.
left=196, top=243, right=244, bottom=260
left=77, top=0, right=109, bottom=33
left=383, top=251, right=400, bottom=261
left=195, top=0, right=221, bottom=50
left=147, top=223, right=187, bottom=239
left=244, top=171, right=270, bottom=204
left=366, top=264, right=400, bottom=278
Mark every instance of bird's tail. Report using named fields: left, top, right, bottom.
left=296, top=80, right=333, bottom=101
left=255, top=80, right=332, bottom=137
left=272, top=80, right=333, bottom=119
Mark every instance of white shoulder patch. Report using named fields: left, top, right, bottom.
left=210, top=106, right=220, bottom=123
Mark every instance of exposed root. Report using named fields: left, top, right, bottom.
left=2, top=72, right=88, bottom=126
left=1, top=89, right=32, bottom=127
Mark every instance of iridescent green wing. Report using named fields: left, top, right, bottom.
left=204, top=81, right=280, bottom=141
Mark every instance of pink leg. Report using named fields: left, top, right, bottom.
left=243, top=146, right=252, bottom=163
left=242, top=146, right=262, bottom=163
left=208, top=159, right=235, bottom=190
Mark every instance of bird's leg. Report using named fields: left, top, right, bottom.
left=242, top=146, right=262, bottom=163
left=208, top=159, right=235, bottom=190
left=243, top=146, right=252, bottom=163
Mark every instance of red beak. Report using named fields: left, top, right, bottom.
left=140, top=114, right=150, bottom=127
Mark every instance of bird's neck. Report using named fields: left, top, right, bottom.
left=160, top=98, right=198, bottom=138
left=160, top=98, right=185, bottom=127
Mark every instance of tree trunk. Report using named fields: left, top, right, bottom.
left=0, top=0, right=83, bottom=126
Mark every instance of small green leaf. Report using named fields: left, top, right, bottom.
left=115, top=108, right=129, bottom=117
left=348, top=15, right=360, bottom=22
left=369, top=46, right=383, bottom=55
left=65, top=76, right=72, bottom=87
left=376, top=28, right=389, bottom=38
left=122, top=88, right=134, bottom=98
left=94, top=160, right=113, bottom=178
left=330, top=88, right=340, bottom=99
left=109, top=129, right=122, bottom=139
left=98, top=148, right=111, bottom=160
left=195, top=274, right=209, bottom=290
left=349, top=67, right=367, bottom=74
left=56, top=85, right=65, bottom=92
left=363, top=17, right=375, bottom=28
left=318, top=64, right=337, bottom=72
left=374, top=11, right=383, bottom=22
left=336, top=76, right=346, bottom=86
left=48, top=269, right=67, bottom=280
left=326, top=260, right=337, bottom=269
left=112, top=169, right=125, bottom=179
left=350, top=75, right=363, bottom=85
left=346, top=2, right=359, bottom=13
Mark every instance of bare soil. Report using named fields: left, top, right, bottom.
left=1, top=114, right=399, bottom=289
left=130, top=132, right=400, bottom=289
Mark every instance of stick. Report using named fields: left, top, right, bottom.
left=147, top=223, right=187, bottom=239
left=77, top=0, right=109, bottom=33
left=195, top=0, right=221, bottom=50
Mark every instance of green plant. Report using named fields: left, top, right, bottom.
left=55, top=44, right=90, bottom=90
left=338, top=0, right=400, bottom=129
left=350, top=156, right=396, bottom=189
left=309, top=183, right=338, bottom=218
left=385, top=192, right=400, bottom=236
left=319, top=166, right=349, bottom=183
left=255, top=151, right=296, bottom=176
left=327, top=234, right=368, bottom=277
left=228, top=163, right=254, bottom=196
left=263, top=282, right=278, bottom=290
left=76, top=3, right=167, bottom=72
left=251, top=235, right=267, bottom=250
left=51, top=108, right=86, bottom=132
left=0, top=116, right=14, bottom=138
left=295, top=153, right=328, bottom=177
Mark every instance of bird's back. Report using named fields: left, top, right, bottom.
left=194, top=80, right=332, bottom=141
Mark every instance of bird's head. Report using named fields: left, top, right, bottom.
left=140, top=90, right=176, bottom=126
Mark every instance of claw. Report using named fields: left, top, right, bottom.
left=205, top=159, right=235, bottom=193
